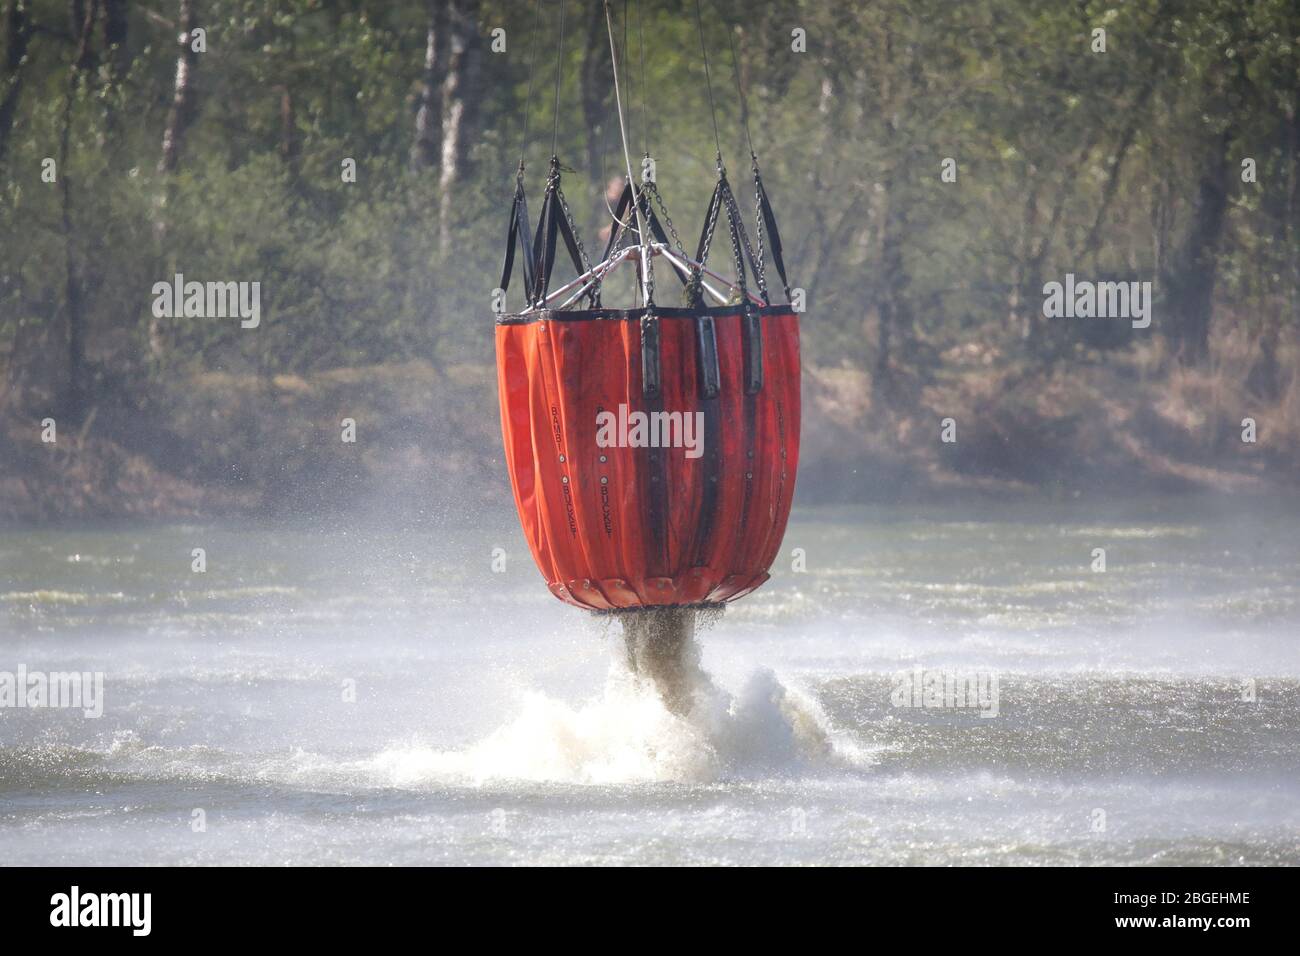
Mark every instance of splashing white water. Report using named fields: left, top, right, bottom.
left=361, top=653, right=865, bottom=787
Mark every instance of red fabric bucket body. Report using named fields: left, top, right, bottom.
left=495, top=305, right=800, bottom=610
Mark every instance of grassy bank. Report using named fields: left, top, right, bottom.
left=3, top=326, right=1296, bottom=526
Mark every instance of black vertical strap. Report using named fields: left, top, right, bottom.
left=695, top=182, right=722, bottom=263
left=643, top=372, right=669, bottom=578
left=742, top=309, right=763, bottom=394
left=500, top=179, right=535, bottom=300
left=530, top=187, right=559, bottom=304
left=542, top=207, right=560, bottom=301
left=528, top=165, right=596, bottom=308
left=500, top=191, right=521, bottom=292
left=529, top=186, right=550, bottom=303
left=757, top=176, right=792, bottom=303
left=696, top=314, right=720, bottom=398
left=640, top=309, right=660, bottom=399
left=689, top=396, right=722, bottom=568
left=515, top=186, right=535, bottom=297
left=553, top=205, right=595, bottom=306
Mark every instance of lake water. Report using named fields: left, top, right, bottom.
left=2, top=500, right=1298, bottom=865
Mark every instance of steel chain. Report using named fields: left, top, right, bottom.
left=643, top=181, right=687, bottom=257
left=699, top=190, right=721, bottom=268
left=553, top=179, right=599, bottom=307
left=722, top=183, right=766, bottom=305
left=751, top=160, right=769, bottom=301
left=722, top=183, right=748, bottom=305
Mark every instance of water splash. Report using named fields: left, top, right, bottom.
left=361, top=608, right=865, bottom=786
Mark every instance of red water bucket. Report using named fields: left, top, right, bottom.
left=496, top=305, right=800, bottom=610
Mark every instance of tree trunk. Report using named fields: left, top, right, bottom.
left=580, top=2, right=610, bottom=189
left=151, top=0, right=198, bottom=354
left=278, top=84, right=297, bottom=178
left=1169, top=126, right=1232, bottom=365
left=1288, top=72, right=1299, bottom=328
left=102, top=0, right=128, bottom=75
left=1250, top=69, right=1300, bottom=402
left=872, top=28, right=912, bottom=405
left=0, top=0, right=32, bottom=166
left=437, top=0, right=482, bottom=252
left=58, top=0, right=100, bottom=423
left=874, top=186, right=911, bottom=403
left=157, top=0, right=199, bottom=176
left=72, top=0, right=98, bottom=72
left=409, top=0, right=448, bottom=171
left=99, top=0, right=129, bottom=137
left=1008, top=175, right=1041, bottom=338
left=1081, top=81, right=1156, bottom=264
left=1246, top=322, right=1283, bottom=401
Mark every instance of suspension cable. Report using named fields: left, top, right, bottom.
left=516, top=0, right=542, bottom=171
left=604, top=0, right=653, bottom=306
left=550, top=0, right=567, bottom=158
left=724, top=13, right=768, bottom=298
left=636, top=0, right=650, bottom=157
left=622, top=1, right=636, bottom=166
left=692, top=0, right=723, bottom=167
left=725, top=19, right=757, bottom=162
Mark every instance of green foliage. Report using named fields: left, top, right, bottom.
left=0, top=0, right=1296, bottom=406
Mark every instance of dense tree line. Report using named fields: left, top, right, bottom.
left=0, top=0, right=1295, bottom=435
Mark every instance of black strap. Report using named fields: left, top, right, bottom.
left=529, top=188, right=558, bottom=304
left=640, top=309, right=660, bottom=398
left=500, top=178, right=535, bottom=301
left=756, top=175, right=792, bottom=303
left=528, top=165, right=596, bottom=307
left=553, top=200, right=590, bottom=302
left=694, top=181, right=722, bottom=264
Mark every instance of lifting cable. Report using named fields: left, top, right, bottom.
left=635, top=0, right=650, bottom=159
left=500, top=0, right=543, bottom=306
left=516, top=0, right=542, bottom=173
left=724, top=20, right=757, bottom=164
left=550, top=0, right=568, bottom=159
left=724, top=18, right=768, bottom=303
left=692, top=0, right=724, bottom=169
left=604, top=0, right=653, bottom=307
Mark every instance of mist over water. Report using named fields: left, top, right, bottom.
left=2, top=500, right=1298, bottom=865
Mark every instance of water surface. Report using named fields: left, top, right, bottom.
left=2, top=500, right=1297, bottom=865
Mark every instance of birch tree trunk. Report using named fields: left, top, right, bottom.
left=437, top=0, right=482, bottom=252
left=157, top=0, right=198, bottom=176
left=409, top=0, right=448, bottom=172
left=152, top=0, right=199, bottom=354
